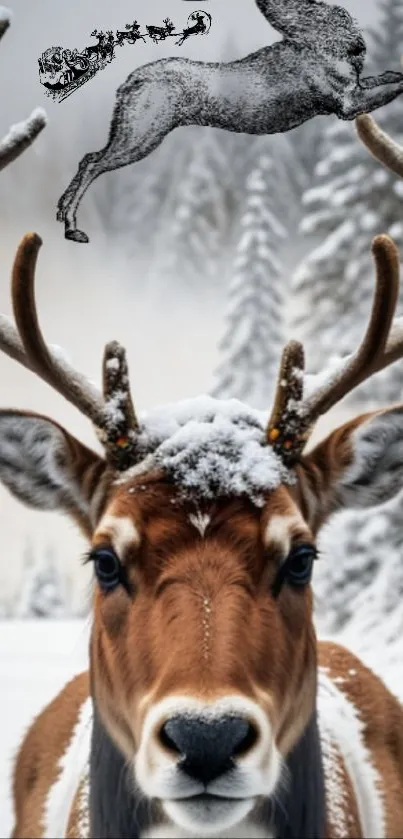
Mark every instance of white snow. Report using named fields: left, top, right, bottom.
left=0, top=108, right=47, bottom=159
left=49, top=343, right=73, bottom=367
left=303, top=355, right=347, bottom=403
left=114, top=395, right=296, bottom=504
left=105, top=356, right=121, bottom=373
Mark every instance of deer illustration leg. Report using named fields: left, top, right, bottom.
left=337, top=74, right=403, bottom=120
left=57, top=72, right=184, bottom=243
left=56, top=150, right=110, bottom=242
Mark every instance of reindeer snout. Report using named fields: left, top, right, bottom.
left=158, top=715, right=258, bottom=784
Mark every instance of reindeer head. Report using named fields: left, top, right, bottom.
left=286, top=2, right=366, bottom=73
left=1, top=233, right=403, bottom=834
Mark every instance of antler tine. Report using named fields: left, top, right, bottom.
left=101, top=341, right=141, bottom=469
left=303, top=234, right=400, bottom=423
left=356, top=114, right=403, bottom=178
left=266, top=340, right=307, bottom=464
left=11, top=232, right=106, bottom=426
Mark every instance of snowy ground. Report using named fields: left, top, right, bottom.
left=0, top=620, right=89, bottom=837
left=0, top=619, right=401, bottom=838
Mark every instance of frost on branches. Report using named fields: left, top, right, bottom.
left=211, top=155, right=286, bottom=409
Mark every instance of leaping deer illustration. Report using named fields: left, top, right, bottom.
left=57, top=0, right=403, bottom=242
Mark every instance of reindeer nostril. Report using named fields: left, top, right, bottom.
left=159, top=721, right=182, bottom=755
left=233, top=720, right=259, bottom=756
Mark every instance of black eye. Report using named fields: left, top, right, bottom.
left=286, top=544, right=316, bottom=587
left=348, top=43, right=362, bottom=57
left=92, top=547, right=122, bottom=592
left=272, top=544, right=317, bottom=597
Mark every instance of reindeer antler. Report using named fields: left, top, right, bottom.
left=1, top=233, right=139, bottom=469
left=355, top=114, right=403, bottom=178
left=267, top=235, right=403, bottom=464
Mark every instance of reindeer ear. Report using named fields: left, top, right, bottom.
left=300, top=406, right=403, bottom=527
left=0, top=410, right=107, bottom=536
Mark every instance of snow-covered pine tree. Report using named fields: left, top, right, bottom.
left=293, top=0, right=403, bottom=404
left=314, top=490, right=403, bottom=650
left=300, top=0, right=403, bottom=641
left=152, top=126, right=233, bottom=294
left=14, top=544, right=69, bottom=619
left=211, top=154, right=286, bottom=409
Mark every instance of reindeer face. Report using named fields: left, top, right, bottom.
left=89, top=477, right=316, bottom=835
left=1, top=234, right=403, bottom=835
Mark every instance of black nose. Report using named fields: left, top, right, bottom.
left=159, top=715, right=257, bottom=785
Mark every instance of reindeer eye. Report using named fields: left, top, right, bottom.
left=91, top=547, right=122, bottom=592
left=285, top=544, right=316, bottom=587
left=272, top=544, right=317, bottom=597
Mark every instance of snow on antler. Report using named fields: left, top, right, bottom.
left=0, top=108, right=47, bottom=172
left=0, top=7, right=47, bottom=171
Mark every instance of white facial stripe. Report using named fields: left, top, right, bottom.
left=189, top=512, right=211, bottom=537
left=95, top=514, right=140, bottom=558
left=264, top=514, right=307, bottom=555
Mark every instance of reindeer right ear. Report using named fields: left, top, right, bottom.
left=0, top=410, right=107, bottom=536
left=300, top=406, right=403, bottom=530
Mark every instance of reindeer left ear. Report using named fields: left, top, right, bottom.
left=300, top=406, right=403, bottom=527
left=0, top=410, right=108, bottom=537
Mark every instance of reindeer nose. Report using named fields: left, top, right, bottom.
left=159, top=715, right=258, bottom=784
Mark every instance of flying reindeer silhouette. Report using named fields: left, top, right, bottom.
left=57, top=0, right=403, bottom=242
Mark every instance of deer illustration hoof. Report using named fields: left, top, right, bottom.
left=65, top=228, right=89, bottom=243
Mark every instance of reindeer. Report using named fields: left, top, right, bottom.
left=3, top=230, right=403, bottom=838
left=115, top=21, right=146, bottom=47
left=175, top=12, right=211, bottom=47
left=146, top=18, right=176, bottom=44
left=102, top=30, right=116, bottom=60
left=82, top=30, right=107, bottom=63
left=56, top=0, right=403, bottom=243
